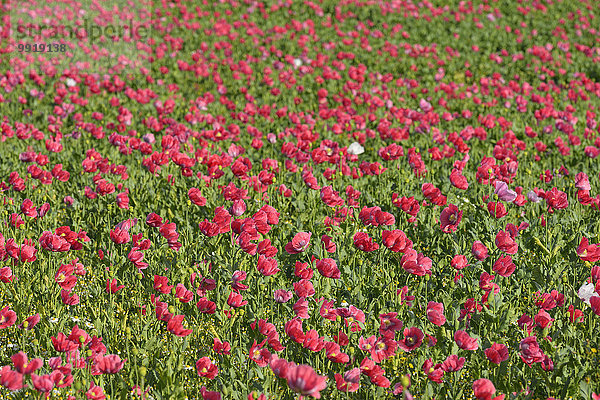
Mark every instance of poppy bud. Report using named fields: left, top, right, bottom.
left=86, top=349, right=92, bottom=357
left=132, top=348, right=138, bottom=356
left=137, top=273, right=143, bottom=280
left=168, top=306, right=175, bottom=314
left=140, top=366, right=147, bottom=376
left=401, top=375, right=410, bottom=388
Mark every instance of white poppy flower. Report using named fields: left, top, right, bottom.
left=578, top=282, right=600, bottom=306
left=347, top=142, right=365, bottom=155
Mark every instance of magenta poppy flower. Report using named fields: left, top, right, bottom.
left=494, top=180, right=517, bottom=202
left=274, top=289, right=293, bottom=303
left=285, top=232, right=311, bottom=254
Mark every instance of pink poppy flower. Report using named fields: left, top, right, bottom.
left=286, top=364, right=327, bottom=399
left=426, top=301, right=446, bottom=326
left=285, top=232, right=311, bottom=254
left=196, top=357, right=218, bottom=379
left=454, top=330, right=478, bottom=350
left=471, top=241, right=489, bottom=260
left=494, top=181, right=517, bottom=202
left=473, top=378, right=504, bottom=400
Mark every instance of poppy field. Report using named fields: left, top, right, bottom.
left=2, top=0, right=600, bottom=398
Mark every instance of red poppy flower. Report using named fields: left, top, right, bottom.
left=11, top=352, right=42, bottom=375
left=257, top=255, right=280, bottom=276
left=519, top=336, right=545, bottom=366
left=335, top=373, right=359, bottom=393
left=440, top=204, right=462, bottom=233
left=188, top=187, right=207, bottom=206
left=422, top=358, right=444, bottom=383
left=492, top=255, right=516, bottom=277
left=323, top=341, right=348, bottom=364
left=196, top=298, right=216, bottom=314
left=196, top=357, right=218, bottom=379
left=381, top=230, right=412, bottom=253
left=270, top=356, right=291, bottom=380
left=400, top=249, right=432, bottom=276
left=302, top=329, right=325, bottom=352
left=213, top=338, right=231, bottom=355
left=227, top=291, right=247, bottom=308
left=109, top=228, right=130, bottom=245
left=397, top=327, right=424, bottom=352
left=153, top=275, right=173, bottom=294
left=294, top=280, right=315, bottom=298
left=249, top=340, right=271, bottom=367
left=545, top=187, right=569, bottom=212
left=441, top=354, right=465, bottom=372
left=285, top=318, right=305, bottom=343
left=0, top=307, right=17, bottom=329
left=495, top=230, right=518, bottom=254
left=485, top=343, right=509, bottom=364
left=293, top=298, right=309, bottom=319
left=370, top=336, right=397, bottom=363
left=321, top=235, right=336, bottom=253
left=451, top=255, right=469, bottom=270
left=487, top=202, right=507, bottom=218
left=0, top=365, right=24, bottom=390
left=146, top=213, right=163, bottom=227
left=353, top=231, right=379, bottom=252
left=379, top=312, right=403, bottom=337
